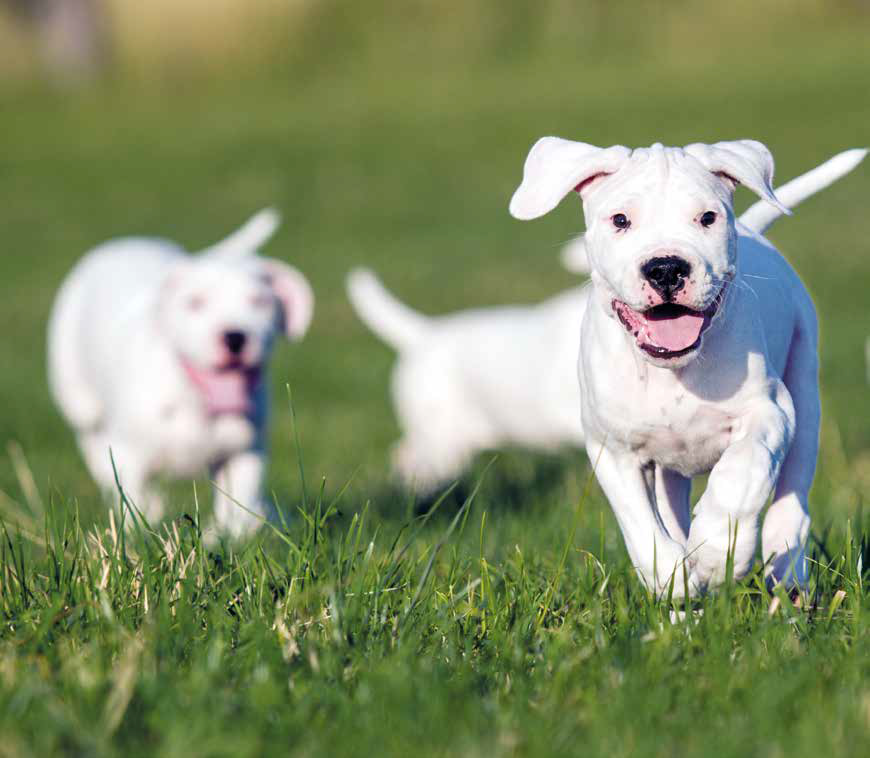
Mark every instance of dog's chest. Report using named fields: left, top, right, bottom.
left=155, top=404, right=256, bottom=475
left=625, top=398, right=734, bottom=477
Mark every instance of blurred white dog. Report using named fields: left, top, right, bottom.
left=48, top=209, right=313, bottom=537
left=508, top=138, right=864, bottom=597
left=349, top=149, right=864, bottom=502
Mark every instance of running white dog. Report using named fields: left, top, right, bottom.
left=508, top=138, right=866, bottom=597
left=349, top=145, right=864, bottom=596
left=48, top=209, right=313, bottom=537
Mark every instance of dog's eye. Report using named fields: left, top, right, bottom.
left=699, top=211, right=717, bottom=227
left=187, top=294, right=206, bottom=311
left=611, top=213, right=631, bottom=230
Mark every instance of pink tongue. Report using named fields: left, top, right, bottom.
left=199, top=372, right=250, bottom=414
left=643, top=309, right=706, bottom=351
left=184, top=365, right=254, bottom=415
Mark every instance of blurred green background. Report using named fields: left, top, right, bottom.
left=0, top=0, right=868, bottom=523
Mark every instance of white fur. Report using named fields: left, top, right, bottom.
left=48, top=209, right=313, bottom=537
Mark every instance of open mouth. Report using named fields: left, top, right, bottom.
left=612, top=293, right=723, bottom=359
left=182, top=360, right=262, bottom=416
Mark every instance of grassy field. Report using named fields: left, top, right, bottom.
left=0, top=4, right=869, bottom=756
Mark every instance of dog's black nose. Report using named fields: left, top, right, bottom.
left=641, top=256, right=691, bottom=301
left=223, top=331, right=247, bottom=355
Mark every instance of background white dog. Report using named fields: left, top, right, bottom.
left=348, top=150, right=865, bottom=500
left=48, top=209, right=313, bottom=537
left=509, top=137, right=864, bottom=598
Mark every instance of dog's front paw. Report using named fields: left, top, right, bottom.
left=686, top=491, right=762, bottom=592
left=205, top=499, right=268, bottom=545
left=686, top=529, right=755, bottom=593
left=637, top=538, right=698, bottom=599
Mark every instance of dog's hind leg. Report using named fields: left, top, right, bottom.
left=654, top=467, right=692, bottom=544
left=762, top=320, right=819, bottom=590
left=392, top=435, right=473, bottom=496
left=389, top=356, right=482, bottom=495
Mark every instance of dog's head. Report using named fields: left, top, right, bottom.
left=511, top=139, right=786, bottom=367
left=158, top=210, right=313, bottom=415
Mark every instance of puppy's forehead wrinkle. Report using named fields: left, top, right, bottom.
left=590, top=147, right=724, bottom=216
left=648, top=143, right=670, bottom=184
left=596, top=190, right=645, bottom=216
left=627, top=143, right=688, bottom=166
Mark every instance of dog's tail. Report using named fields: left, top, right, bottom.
left=201, top=207, right=282, bottom=258
left=738, top=148, right=867, bottom=234
left=560, top=148, right=867, bottom=274
left=346, top=268, right=430, bottom=352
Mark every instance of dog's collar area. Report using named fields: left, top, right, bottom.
left=180, top=358, right=262, bottom=416
left=612, top=293, right=723, bottom=360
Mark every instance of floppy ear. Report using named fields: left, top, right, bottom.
left=684, top=140, right=789, bottom=213
left=262, top=259, right=314, bottom=340
left=509, top=137, right=631, bottom=220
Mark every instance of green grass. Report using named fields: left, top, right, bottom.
left=1, top=470, right=868, bottom=757
left=1, top=6, right=869, bottom=756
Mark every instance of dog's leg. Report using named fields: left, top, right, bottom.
left=588, top=441, right=691, bottom=596
left=78, top=431, right=117, bottom=493
left=212, top=450, right=267, bottom=539
left=654, top=468, right=692, bottom=544
left=112, top=457, right=163, bottom=527
left=79, top=433, right=163, bottom=525
left=763, top=327, right=819, bottom=591
left=687, top=386, right=795, bottom=592
left=390, top=358, right=478, bottom=495
left=392, top=436, right=472, bottom=496
left=128, top=486, right=166, bottom=527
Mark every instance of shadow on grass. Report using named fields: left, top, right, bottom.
left=334, top=449, right=590, bottom=524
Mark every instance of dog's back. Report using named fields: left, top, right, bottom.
left=438, top=287, right=590, bottom=448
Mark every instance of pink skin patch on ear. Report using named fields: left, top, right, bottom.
left=574, top=172, right=610, bottom=194
left=714, top=171, right=740, bottom=188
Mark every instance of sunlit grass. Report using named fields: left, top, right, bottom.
left=0, top=442, right=867, bottom=756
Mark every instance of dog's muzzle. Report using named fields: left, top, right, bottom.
left=181, top=359, right=262, bottom=416
left=612, top=284, right=726, bottom=359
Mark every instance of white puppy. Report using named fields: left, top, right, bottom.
left=48, top=209, right=313, bottom=537
left=508, top=138, right=865, bottom=597
left=348, top=150, right=864, bottom=512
